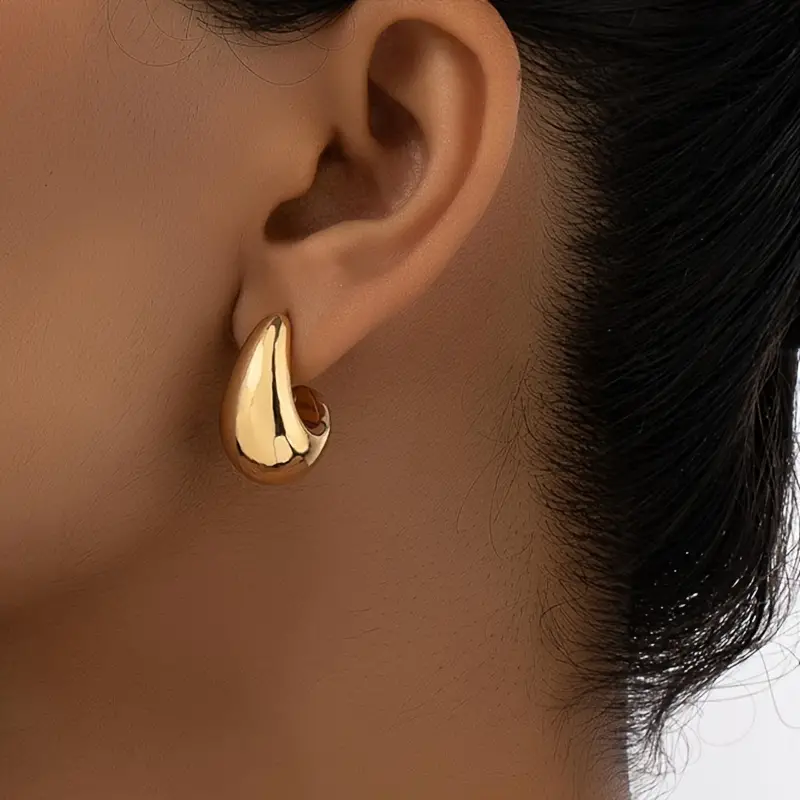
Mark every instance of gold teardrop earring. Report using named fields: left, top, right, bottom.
left=220, top=314, right=331, bottom=485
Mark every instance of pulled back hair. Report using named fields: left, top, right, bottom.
left=193, top=0, right=800, bottom=773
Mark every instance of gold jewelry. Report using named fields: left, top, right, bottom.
left=220, top=314, right=331, bottom=485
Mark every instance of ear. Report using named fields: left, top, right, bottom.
left=232, top=0, right=522, bottom=383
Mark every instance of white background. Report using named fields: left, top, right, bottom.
left=657, top=607, right=800, bottom=798
left=653, top=407, right=800, bottom=799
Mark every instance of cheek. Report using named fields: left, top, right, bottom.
left=0, top=228, right=225, bottom=608
left=0, top=1, right=247, bottom=606
left=0, top=137, right=241, bottom=611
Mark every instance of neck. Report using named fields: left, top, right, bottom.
left=0, top=501, right=628, bottom=799
left=0, top=395, right=628, bottom=797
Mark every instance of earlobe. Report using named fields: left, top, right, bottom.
left=232, top=0, right=521, bottom=384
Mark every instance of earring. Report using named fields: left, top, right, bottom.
left=220, top=314, right=331, bottom=485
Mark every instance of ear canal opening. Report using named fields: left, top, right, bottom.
left=264, top=67, right=422, bottom=244
left=263, top=127, right=384, bottom=244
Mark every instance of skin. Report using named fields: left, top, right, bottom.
left=0, top=1, right=629, bottom=797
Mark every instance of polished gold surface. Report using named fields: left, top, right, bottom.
left=220, top=315, right=331, bottom=485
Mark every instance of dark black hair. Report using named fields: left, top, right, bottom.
left=193, top=0, right=800, bottom=776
